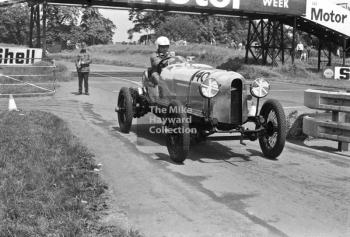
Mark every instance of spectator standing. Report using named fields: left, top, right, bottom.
left=336, top=47, right=341, bottom=57
left=306, top=45, right=311, bottom=60
left=238, top=42, right=243, bottom=50
left=300, top=50, right=307, bottom=62
left=75, top=42, right=92, bottom=95
left=296, top=41, right=304, bottom=59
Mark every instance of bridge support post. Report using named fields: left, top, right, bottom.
left=28, top=2, right=48, bottom=51
left=261, top=19, right=265, bottom=64
left=318, top=41, right=322, bottom=71
left=29, top=5, right=34, bottom=47
left=245, top=19, right=252, bottom=64
left=42, top=1, right=47, bottom=58
left=343, top=38, right=347, bottom=66
left=245, top=17, right=294, bottom=67
left=35, top=4, right=41, bottom=48
left=265, top=19, right=271, bottom=65
left=291, top=17, right=296, bottom=65
left=271, top=20, right=278, bottom=67
left=327, top=44, right=332, bottom=66
left=281, top=23, right=285, bottom=64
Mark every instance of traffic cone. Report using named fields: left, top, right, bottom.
left=8, top=94, right=18, bottom=111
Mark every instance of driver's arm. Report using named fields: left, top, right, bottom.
left=149, top=53, right=162, bottom=85
left=150, top=53, right=162, bottom=72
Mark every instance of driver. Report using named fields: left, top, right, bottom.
left=150, top=36, right=170, bottom=86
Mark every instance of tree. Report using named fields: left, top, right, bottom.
left=80, top=8, right=116, bottom=45
left=0, top=4, right=30, bottom=45
left=127, top=10, right=173, bottom=40
left=157, top=15, right=198, bottom=42
left=128, top=10, right=248, bottom=45
left=46, top=6, right=80, bottom=47
left=195, top=15, right=247, bottom=44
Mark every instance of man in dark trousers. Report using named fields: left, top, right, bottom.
left=75, top=42, right=92, bottom=95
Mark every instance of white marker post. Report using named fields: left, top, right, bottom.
left=8, top=94, right=18, bottom=111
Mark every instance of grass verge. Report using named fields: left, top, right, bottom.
left=0, top=111, right=142, bottom=237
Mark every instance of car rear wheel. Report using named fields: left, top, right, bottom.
left=117, top=87, right=133, bottom=133
left=258, top=99, right=286, bottom=159
left=165, top=100, right=190, bottom=163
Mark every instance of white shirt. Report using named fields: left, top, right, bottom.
left=297, top=43, right=304, bottom=51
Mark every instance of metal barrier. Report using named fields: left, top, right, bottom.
left=0, top=58, right=56, bottom=97
left=303, top=89, right=350, bottom=151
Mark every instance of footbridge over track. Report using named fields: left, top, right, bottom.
left=2, top=0, right=349, bottom=70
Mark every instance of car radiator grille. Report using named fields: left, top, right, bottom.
left=231, top=79, right=243, bottom=124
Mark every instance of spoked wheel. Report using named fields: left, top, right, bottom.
left=258, top=99, right=286, bottom=159
left=117, top=87, right=133, bottom=133
left=165, top=100, right=190, bottom=163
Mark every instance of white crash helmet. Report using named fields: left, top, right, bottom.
left=155, top=36, right=170, bottom=47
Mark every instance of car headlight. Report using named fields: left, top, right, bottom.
left=199, top=78, right=219, bottom=98
left=250, top=78, right=270, bottom=98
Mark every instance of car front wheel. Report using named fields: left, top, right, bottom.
left=117, top=87, right=133, bottom=133
left=258, top=99, right=286, bottom=159
left=165, top=100, right=190, bottom=163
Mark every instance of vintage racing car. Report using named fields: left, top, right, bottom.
left=116, top=55, right=286, bottom=163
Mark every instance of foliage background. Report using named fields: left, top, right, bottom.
left=128, top=10, right=249, bottom=45
left=0, top=3, right=116, bottom=48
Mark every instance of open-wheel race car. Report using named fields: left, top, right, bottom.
left=116, top=55, right=286, bottom=163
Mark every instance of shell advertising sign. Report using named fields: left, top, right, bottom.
left=0, top=47, right=42, bottom=65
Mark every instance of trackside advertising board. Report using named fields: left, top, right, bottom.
left=323, top=67, right=350, bottom=80
left=305, top=0, right=350, bottom=37
left=0, top=47, right=42, bottom=65
left=334, top=67, right=350, bottom=80
left=61, top=0, right=306, bottom=16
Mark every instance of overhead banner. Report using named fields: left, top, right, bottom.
left=305, top=0, right=350, bottom=37
left=125, top=0, right=306, bottom=15
left=240, top=0, right=306, bottom=16
left=49, top=0, right=307, bottom=16
left=122, top=0, right=241, bottom=10
left=0, top=47, right=42, bottom=65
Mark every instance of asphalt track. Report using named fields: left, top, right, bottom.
left=1, top=69, right=349, bottom=237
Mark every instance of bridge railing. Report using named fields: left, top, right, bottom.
left=303, top=89, right=350, bottom=151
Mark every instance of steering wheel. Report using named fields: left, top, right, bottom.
left=157, top=56, right=172, bottom=74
